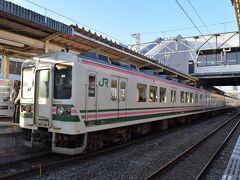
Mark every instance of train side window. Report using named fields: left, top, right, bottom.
left=111, top=80, right=117, bottom=101
left=171, top=90, right=176, bottom=102
left=190, top=93, right=193, bottom=103
left=149, top=86, right=157, bottom=102
left=200, top=94, right=203, bottom=103
left=205, top=95, right=208, bottom=103
left=88, top=75, right=96, bottom=97
left=137, top=84, right=146, bottom=102
left=180, top=91, right=185, bottom=103
left=185, top=92, right=189, bottom=103
left=195, top=94, right=198, bottom=103
left=159, top=87, right=166, bottom=103
left=120, top=81, right=126, bottom=101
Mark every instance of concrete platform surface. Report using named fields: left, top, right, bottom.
left=222, top=135, right=240, bottom=180
left=0, top=118, right=22, bottom=134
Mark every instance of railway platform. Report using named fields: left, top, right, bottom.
left=222, top=135, right=240, bottom=180
left=0, top=118, right=22, bottom=134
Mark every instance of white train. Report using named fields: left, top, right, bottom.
left=20, top=52, right=240, bottom=155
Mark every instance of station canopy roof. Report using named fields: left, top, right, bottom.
left=0, top=0, right=198, bottom=83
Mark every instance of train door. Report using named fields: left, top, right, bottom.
left=86, top=72, right=97, bottom=120
left=110, top=76, right=127, bottom=120
left=171, top=89, right=176, bottom=111
left=34, top=68, right=52, bottom=127
left=118, top=77, right=127, bottom=119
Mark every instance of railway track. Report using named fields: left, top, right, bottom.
left=1, top=111, right=239, bottom=179
left=0, top=133, right=152, bottom=179
left=145, top=112, right=240, bottom=180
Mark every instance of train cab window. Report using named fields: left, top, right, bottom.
left=22, top=67, right=34, bottom=99
left=185, top=92, right=189, bottom=103
left=195, top=94, right=198, bottom=103
left=38, top=70, right=49, bottom=98
left=137, top=84, right=146, bottom=102
left=149, top=86, right=157, bottom=102
left=111, top=80, right=117, bottom=101
left=190, top=93, right=193, bottom=103
left=180, top=91, right=185, bottom=103
left=54, top=64, right=72, bottom=99
left=120, top=81, right=126, bottom=101
left=88, top=75, right=96, bottom=97
left=171, top=90, right=176, bottom=102
left=159, top=87, right=166, bottom=103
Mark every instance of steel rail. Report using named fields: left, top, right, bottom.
left=145, top=111, right=240, bottom=180
left=0, top=133, right=149, bottom=179
left=194, top=113, right=240, bottom=180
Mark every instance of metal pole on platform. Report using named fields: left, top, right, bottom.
left=2, top=54, right=9, bottom=79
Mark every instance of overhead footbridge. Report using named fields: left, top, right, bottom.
left=0, top=0, right=197, bottom=84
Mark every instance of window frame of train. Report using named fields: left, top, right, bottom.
left=195, top=94, right=198, bottom=103
left=190, top=93, right=193, bottom=103
left=200, top=94, right=203, bottom=103
left=149, top=86, right=157, bottom=102
left=180, top=91, right=185, bottom=103
left=171, top=89, right=176, bottom=102
left=159, top=87, right=166, bottom=103
left=137, top=83, right=147, bottom=102
left=111, top=79, right=117, bottom=101
left=185, top=92, right=190, bottom=103
left=88, top=74, right=96, bottom=97
left=22, top=67, right=34, bottom=99
left=54, top=64, right=72, bottom=99
left=110, top=76, right=127, bottom=102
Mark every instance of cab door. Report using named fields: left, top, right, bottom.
left=86, top=71, right=97, bottom=121
left=34, top=68, right=52, bottom=127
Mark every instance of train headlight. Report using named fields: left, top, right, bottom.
left=57, top=106, right=65, bottom=115
left=22, top=105, right=32, bottom=112
left=56, top=106, right=71, bottom=115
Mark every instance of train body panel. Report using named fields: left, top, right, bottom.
left=19, top=52, right=240, bottom=154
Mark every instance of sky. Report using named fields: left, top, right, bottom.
left=7, top=0, right=238, bottom=46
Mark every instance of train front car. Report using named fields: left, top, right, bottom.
left=20, top=53, right=87, bottom=155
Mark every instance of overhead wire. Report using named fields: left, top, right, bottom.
left=140, top=21, right=235, bottom=36
left=174, top=0, right=213, bottom=48
left=187, top=0, right=211, bottom=34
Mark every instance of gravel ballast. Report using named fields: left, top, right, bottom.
left=26, top=110, right=240, bottom=180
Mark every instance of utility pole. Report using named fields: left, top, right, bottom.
left=131, top=33, right=141, bottom=52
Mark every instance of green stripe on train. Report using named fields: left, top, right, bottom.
left=20, top=112, right=33, bottom=118
left=53, top=104, right=74, bottom=107
left=52, top=114, right=80, bottom=122
left=80, top=106, right=201, bottom=113
left=84, top=109, right=203, bottom=126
